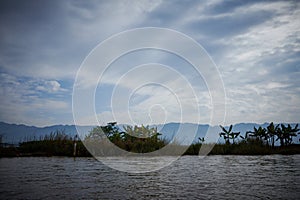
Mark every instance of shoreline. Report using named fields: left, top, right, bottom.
left=1, top=144, right=300, bottom=158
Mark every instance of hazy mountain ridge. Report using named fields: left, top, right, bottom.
left=0, top=121, right=299, bottom=144
left=0, top=122, right=93, bottom=144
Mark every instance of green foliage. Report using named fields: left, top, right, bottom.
left=1, top=122, right=300, bottom=157
left=219, top=125, right=240, bottom=144
left=276, top=124, right=299, bottom=146
left=246, top=126, right=268, bottom=145
left=85, top=123, right=166, bottom=153
left=237, top=123, right=299, bottom=147
left=184, top=143, right=202, bottom=155
left=208, top=143, right=300, bottom=155
left=267, top=122, right=280, bottom=148
left=18, top=130, right=90, bottom=157
left=198, top=137, right=205, bottom=143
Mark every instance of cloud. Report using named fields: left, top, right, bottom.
left=36, top=80, right=67, bottom=93
left=0, top=73, right=71, bottom=126
left=0, top=0, right=299, bottom=126
left=193, top=0, right=300, bottom=124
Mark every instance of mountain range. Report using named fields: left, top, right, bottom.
left=0, top=121, right=299, bottom=145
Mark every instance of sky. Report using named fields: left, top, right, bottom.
left=0, top=0, right=299, bottom=127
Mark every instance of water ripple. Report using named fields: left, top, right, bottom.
left=0, top=155, right=299, bottom=199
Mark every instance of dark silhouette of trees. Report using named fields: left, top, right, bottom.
left=219, top=125, right=240, bottom=144
left=217, top=122, right=299, bottom=150
left=85, top=123, right=166, bottom=153
left=247, top=126, right=268, bottom=145
left=267, top=122, right=280, bottom=148
left=1, top=122, right=300, bottom=157
left=276, top=124, right=299, bottom=147
left=198, top=137, right=205, bottom=144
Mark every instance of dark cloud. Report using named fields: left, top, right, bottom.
left=205, top=0, right=261, bottom=15
left=0, top=0, right=90, bottom=79
left=0, top=0, right=64, bottom=39
left=186, top=10, right=274, bottom=39
left=138, top=0, right=195, bottom=26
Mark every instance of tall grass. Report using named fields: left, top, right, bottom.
left=17, top=130, right=90, bottom=156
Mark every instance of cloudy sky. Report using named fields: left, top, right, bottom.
left=0, top=0, right=299, bottom=126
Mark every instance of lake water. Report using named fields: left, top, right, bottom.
left=0, top=155, right=299, bottom=199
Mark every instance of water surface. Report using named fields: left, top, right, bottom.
left=0, top=155, right=299, bottom=199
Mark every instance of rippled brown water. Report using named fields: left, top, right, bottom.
left=0, top=155, right=299, bottom=199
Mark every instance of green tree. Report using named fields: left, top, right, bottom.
left=219, top=125, right=240, bottom=144
left=122, top=125, right=163, bottom=152
left=85, top=122, right=122, bottom=141
left=267, top=122, right=279, bottom=148
left=198, top=137, right=205, bottom=144
left=247, top=126, right=268, bottom=145
left=276, top=124, right=299, bottom=146
left=86, top=123, right=165, bottom=153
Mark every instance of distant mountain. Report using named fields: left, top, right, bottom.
left=0, top=122, right=93, bottom=144
left=0, top=121, right=299, bottom=145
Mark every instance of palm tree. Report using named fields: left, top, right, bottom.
left=219, top=125, right=240, bottom=144
left=276, top=124, right=299, bottom=146
left=240, top=131, right=249, bottom=141
left=219, top=125, right=231, bottom=144
left=247, top=126, right=268, bottom=145
left=198, top=137, right=205, bottom=144
left=266, top=122, right=279, bottom=148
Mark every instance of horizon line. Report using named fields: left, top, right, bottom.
left=1, top=121, right=299, bottom=129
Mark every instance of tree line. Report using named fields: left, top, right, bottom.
left=85, top=122, right=166, bottom=153
left=1, top=122, right=299, bottom=157
left=219, top=122, right=299, bottom=147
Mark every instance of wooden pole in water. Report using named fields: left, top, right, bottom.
left=73, top=134, right=78, bottom=159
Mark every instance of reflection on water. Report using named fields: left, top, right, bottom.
left=0, top=155, right=299, bottom=199
left=97, top=156, right=178, bottom=173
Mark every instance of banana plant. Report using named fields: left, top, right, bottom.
left=219, top=125, right=240, bottom=144
left=267, top=122, right=279, bottom=148
left=123, top=125, right=160, bottom=141
left=247, top=126, right=268, bottom=145
left=276, top=124, right=299, bottom=146
left=240, top=131, right=250, bottom=140
left=198, top=137, right=205, bottom=144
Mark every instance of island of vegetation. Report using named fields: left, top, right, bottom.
left=0, top=122, right=299, bottom=157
